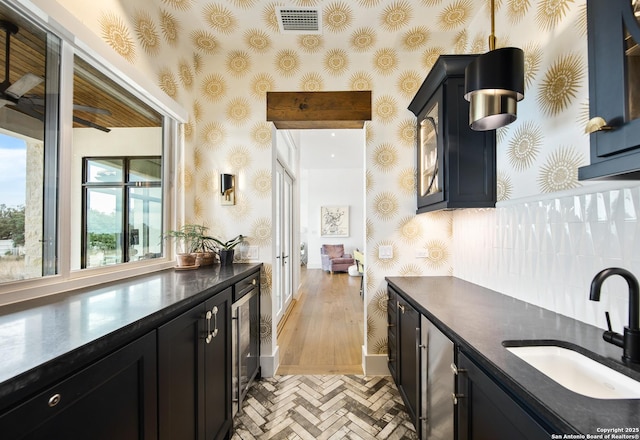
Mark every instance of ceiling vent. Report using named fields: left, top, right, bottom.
left=276, top=7, right=322, bottom=34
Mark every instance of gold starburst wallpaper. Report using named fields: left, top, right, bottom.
left=58, top=0, right=590, bottom=367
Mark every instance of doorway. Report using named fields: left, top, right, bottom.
left=275, top=128, right=366, bottom=375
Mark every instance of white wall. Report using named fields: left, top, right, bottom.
left=304, top=168, right=364, bottom=269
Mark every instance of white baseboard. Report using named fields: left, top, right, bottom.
left=362, top=346, right=390, bottom=376
left=260, top=345, right=279, bottom=378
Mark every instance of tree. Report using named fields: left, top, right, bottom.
left=0, top=204, right=25, bottom=247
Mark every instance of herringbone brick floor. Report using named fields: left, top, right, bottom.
left=230, top=375, right=418, bottom=440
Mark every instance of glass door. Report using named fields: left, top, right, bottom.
left=274, top=160, right=293, bottom=324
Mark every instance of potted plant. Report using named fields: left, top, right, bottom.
left=162, top=224, right=214, bottom=267
left=207, top=234, right=244, bottom=266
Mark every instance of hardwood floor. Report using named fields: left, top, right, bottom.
left=277, top=268, right=364, bottom=375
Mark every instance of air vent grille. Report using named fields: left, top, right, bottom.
left=276, top=7, right=322, bottom=34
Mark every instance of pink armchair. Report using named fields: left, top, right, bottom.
left=320, top=244, right=354, bottom=273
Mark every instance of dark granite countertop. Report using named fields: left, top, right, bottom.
left=385, top=276, right=640, bottom=435
left=0, top=263, right=261, bottom=410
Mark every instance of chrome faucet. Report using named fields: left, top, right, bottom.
left=589, top=267, right=640, bottom=363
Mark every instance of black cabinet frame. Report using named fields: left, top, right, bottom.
left=409, top=55, right=496, bottom=213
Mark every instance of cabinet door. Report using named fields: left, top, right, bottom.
left=579, top=1, right=640, bottom=179
left=0, top=331, right=157, bottom=440
left=387, top=287, right=398, bottom=381
left=456, top=351, right=550, bottom=440
left=158, top=301, right=206, bottom=440
left=158, top=287, right=233, bottom=440
left=397, top=295, right=420, bottom=426
left=204, top=288, right=232, bottom=440
left=416, top=88, right=445, bottom=210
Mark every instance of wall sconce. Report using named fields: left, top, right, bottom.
left=220, top=173, right=235, bottom=206
left=464, top=0, right=524, bottom=131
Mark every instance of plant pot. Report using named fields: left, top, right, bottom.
left=176, top=253, right=197, bottom=267
left=196, top=251, right=216, bottom=266
left=218, top=249, right=234, bottom=266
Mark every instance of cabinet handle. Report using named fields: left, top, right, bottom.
left=451, top=393, right=465, bottom=405
left=398, top=302, right=405, bottom=314
left=205, top=310, right=213, bottom=344
left=252, top=278, right=257, bottom=285
left=48, top=393, right=61, bottom=408
left=450, top=363, right=466, bottom=375
left=211, top=306, right=219, bottom=338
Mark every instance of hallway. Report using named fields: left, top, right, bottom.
left=277, top=268, right=364, bottom=375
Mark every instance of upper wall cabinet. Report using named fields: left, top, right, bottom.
left=409, top=55, right=496, bottom=214
left=579, top=0, right=640, bottom=180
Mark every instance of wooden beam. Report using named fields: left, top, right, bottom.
left=266, top=90, right=371, bottom=129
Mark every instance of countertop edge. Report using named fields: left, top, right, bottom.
left=0, top=263, right=262, bottom=410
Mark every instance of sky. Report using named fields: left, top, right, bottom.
left=0, top=132, right=27, bottom=208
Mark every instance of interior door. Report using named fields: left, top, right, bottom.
left=274, top=160, right=293, bottom=324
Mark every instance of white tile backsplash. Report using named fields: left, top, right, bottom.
left=453, top=183, right=640, bottom=333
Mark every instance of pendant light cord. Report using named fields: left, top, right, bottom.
left=488, top=0, right=496, bottom=51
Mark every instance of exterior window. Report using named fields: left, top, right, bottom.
left=0, top=2, right=176, bottom=292
left=82, top=157, right=162, bottom=268
left=0, top=6, right=60, bottom=283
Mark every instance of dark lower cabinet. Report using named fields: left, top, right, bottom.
left=158, top=287, right=232, bottom=440
left=387, top=287, right=398, bottom=380
left=391, top=288, right=421, bottom=428
left=388, top=286, right=418, bottom=424
left=456, top=350, right=550, bottom=440
left=0, top=331, right=157, bottom=440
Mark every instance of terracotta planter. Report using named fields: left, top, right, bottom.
left=218, top=249, right=235, bottom=266
left=196, top=251, right=216, bottom=266
left=176, top=253, right=197, bottom=267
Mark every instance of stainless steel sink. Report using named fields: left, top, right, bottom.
left=504, top=343, right=640, bottom=399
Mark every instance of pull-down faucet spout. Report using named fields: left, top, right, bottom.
left=589, top=267, right=640, bottom=363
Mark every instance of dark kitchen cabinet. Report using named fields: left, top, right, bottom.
left=158, top=287, right=232, bottom=440
left=579, top=0, right=640, bottom=180
left=456, top=350, right=550, bottom=440
left=387, top=286, right=398, bottom=380
left=398, top=294, right=421, bottom=425
left=388, top=285, right=455, bottom=440
left=409, top=55, right=496, bottom=213
left=0, top=331, right=157, bottom=440
left=388, top=286, right=421, bottom=427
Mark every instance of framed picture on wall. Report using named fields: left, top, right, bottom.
left=321, top=205, right=349, bottom=237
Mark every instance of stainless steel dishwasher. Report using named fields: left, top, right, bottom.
left=420, top=316, right=455, bottom=439
left=232, top=275, right=260, bottom=416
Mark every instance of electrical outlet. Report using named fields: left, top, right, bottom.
left=415, top=249, right=428, bottom=258
left=379, top=245, right=393, bottom=259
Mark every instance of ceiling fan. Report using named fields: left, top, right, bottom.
left=0, top=20, right=112, bottom=132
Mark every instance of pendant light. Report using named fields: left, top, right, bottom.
left=464, top=0, right=524, bottom=131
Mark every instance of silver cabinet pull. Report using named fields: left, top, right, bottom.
left=252, top=278, right=257, bottom=285
left=451, top=393, right=465, bottom=405
left=205, top=306, right=219, bottom=343
left=398, top=302, right=405, bottom=314
left=211, top=306, right=219, bottom=338
left=48, top=393, right=61, bottom=407
left=450, top=362, right=466, bottom=375
left=205, top=310, right=213, bottom=344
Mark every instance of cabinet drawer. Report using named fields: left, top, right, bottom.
left=0, top=331, right=157, bottom=440
left=234, top=271, right=259, bottom=302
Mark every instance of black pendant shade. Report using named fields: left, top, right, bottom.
left=464, top=47, right=525, bottom=131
